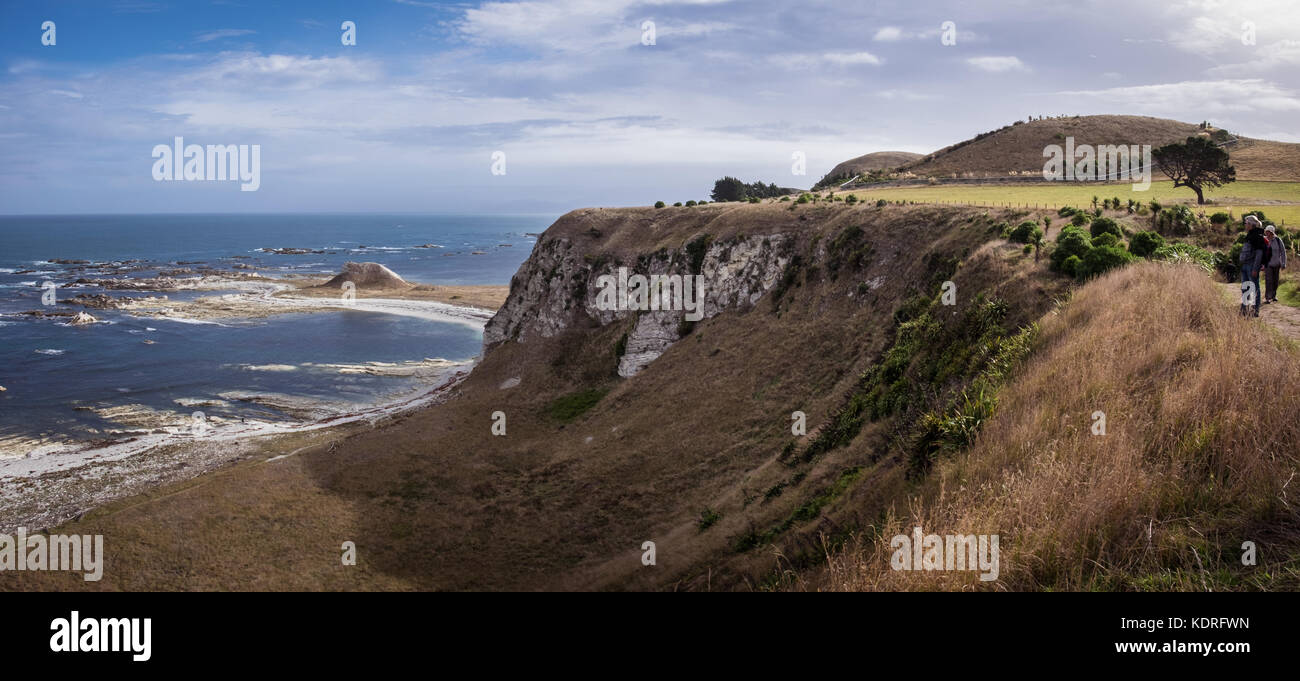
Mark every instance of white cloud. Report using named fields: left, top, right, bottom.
left=1056, top=79, right=1300, bottom=114
left=453, top=0, right=735, bottom=54
left=456, top=0, right=636, bottom=54
left=773, top=51, right=881, bottom=69
left=966, top=56, right=1027, bottom=73
left=1160, top=0, right=1300, bottom=55
left=8, top=60, right=46, bottom=75
left=873, top=26, right=903, bottom=41
left=823, top=51, right=882, bottom=66
left=181, top=53, right=382, bottom=90
left=195, top=29, right=256, bottom=43
left=1209, top=39, right=1300, bottom=76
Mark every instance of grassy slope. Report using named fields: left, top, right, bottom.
left=7, top=201, right=1064, bottom=591
left=809, top=262, right=1300, bottom=591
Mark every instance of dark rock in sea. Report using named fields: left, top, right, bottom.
left=20, top=310, right=75, bottom=318
left=60, top=294, right=117, bottom=310
left=49, top=259, right=90, bottom=265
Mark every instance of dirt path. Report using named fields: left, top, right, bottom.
left=1219, top=281, right=1300, bottom=341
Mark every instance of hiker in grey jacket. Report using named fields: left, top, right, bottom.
left=1240, top=215, right=1267, bottom=316
left=1264, top=224, right=1287, bottom=303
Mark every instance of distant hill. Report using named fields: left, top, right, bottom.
left=817, top=151, right=923, bottom=187
left=1220, top=136, right=1300, bottom=181
left=827, top=115, right=1298, bottom=183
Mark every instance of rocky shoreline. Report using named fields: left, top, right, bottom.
left=0, top=367, right=473, bottom=532
left=0, top=262, right=508, bottom=530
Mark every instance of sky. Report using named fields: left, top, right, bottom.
left=0, top=0, right=1297, bottom=214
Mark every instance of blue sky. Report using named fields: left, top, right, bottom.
left=1, top=0, right=1297, bottom=214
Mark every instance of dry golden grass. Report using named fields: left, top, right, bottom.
left=810, top=262, right=1300, bottom=591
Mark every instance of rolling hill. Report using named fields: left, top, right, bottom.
left=823, top=115, right=1300, bottom=184
left=818, top=151, right=924, bottom=186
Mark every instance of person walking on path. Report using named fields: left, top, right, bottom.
left=1241, top=215, right=1268, bottom=316
left=1264, top=224, right=1287, bottom=304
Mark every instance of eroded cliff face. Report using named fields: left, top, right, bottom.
left=484, top=222, right=792, bottom=377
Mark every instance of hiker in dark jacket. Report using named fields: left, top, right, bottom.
left=1263, top=224, right=1287, bottom=303
left=1240, top=215, right=1268, bottom=316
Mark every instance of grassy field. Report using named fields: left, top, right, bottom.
left=840, top=180, right=1300, bottom=226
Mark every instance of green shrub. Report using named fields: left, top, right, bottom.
left=1050, top=226, right=1093, bottom=272
left=1128, top=231, right=1165, bottom=257
left=1090, top=232, right=1120, bottom=248
left=1154, top=205, right=1198, bottom=236
left=1008, top=220, right=1042, bottom=244
left=1214, top=249, right=1238, bottom=279
left=1152, top=242, right=1215, bottom=273
left=1071, top=212, right=1091, bottom=226
left=779, top=196, right=789, bottom=202
left=1089, top=216, right=1123, bottom=239
left=685, top=200, right=697, bottom=207
left=845, top=194, right=858, bottom=204
left=876, top=199, right=887, bottom=207
left=1244, top=210, right=1268, bottom=225
left=1210, top=211, right=1230, bottom=225
left=1062, top=254, right=1083, bottom=277
left=654, top=200, right=665, bottom=209
left=1078, top=244, right=1136, bottom=279
left=748, top=196, right=759, bottom=203
left=1058, top=206, right=1077, bottom=217
left=673, top=201, right=683, bottom=207
left=1022, top=244, right=1033, bottom=254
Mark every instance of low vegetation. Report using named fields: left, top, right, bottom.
left=816, top=263, right=1300, bottom=591
left=546, top=388, right=609, bottom=422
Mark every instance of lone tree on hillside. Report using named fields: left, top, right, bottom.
left=1151, top=136, right=1235, bottom=205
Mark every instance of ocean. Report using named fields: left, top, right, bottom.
left=0, top=213, right=553, bottom=456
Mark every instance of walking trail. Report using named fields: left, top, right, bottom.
left=1219, top=281, right=1300, bottom=341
